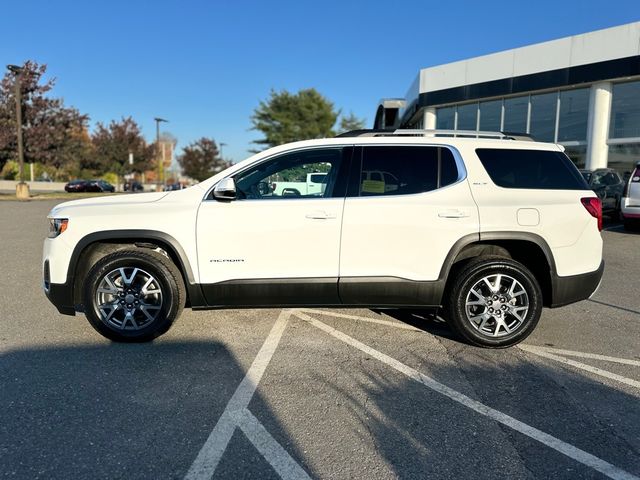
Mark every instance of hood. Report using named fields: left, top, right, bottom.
left=48, top=191, right=170, bottom=217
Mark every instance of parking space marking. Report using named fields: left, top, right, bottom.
left=234, top=409, right=311, bottom=480
left=185, top=310, right=309, bottom=480
left=293, top=310, right=639, bottom=480
left=520, top=345, right=640, bottom=390
left=297, top=308, right=422, bottom=331
left=521, top=345, right=640, bottom=367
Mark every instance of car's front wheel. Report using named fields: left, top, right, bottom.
left=444, top=256, right=542, bottom=348
left=83, top=249, right=186, bottom=342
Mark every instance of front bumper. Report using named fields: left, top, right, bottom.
left=550, top=260, right=605, bottom=308
left=44, top=281, right=76, bottom=316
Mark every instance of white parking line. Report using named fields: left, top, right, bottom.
left=298, top=308, right=422, bottom=331
left=235, top=409, right=311, bottom=480
left=521, top=345, right=640, bottom=367
left=293, top=310, right=639, bottom=480
left=185, top=310, right=309, bottom=480
left=519, top=345, right=640, bottom=390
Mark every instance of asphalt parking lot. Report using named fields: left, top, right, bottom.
left=1, top=200, right=639, bottom=480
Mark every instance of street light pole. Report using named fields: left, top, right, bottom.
left=7, top=64, right=29, bottom=199
left=219, top=142, right=227, bottom=163
left=154, top=117, right=168, bottom=191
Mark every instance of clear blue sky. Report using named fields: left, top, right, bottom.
left=1, top=0, right=638, bottom=163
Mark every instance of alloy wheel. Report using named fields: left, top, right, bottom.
left=95, top=267, right=163, bottom=330
left=464, top=274, right=529, bottom=337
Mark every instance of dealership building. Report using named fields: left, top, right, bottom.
left=374, top=22, right=640, bottom=174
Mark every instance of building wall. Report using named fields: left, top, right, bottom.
left=378, top=22, right=640, bottom=175
left=417, top=23, right=640, bottom=94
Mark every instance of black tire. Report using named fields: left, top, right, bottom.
left=83, top=249, right=186, bottom=342
left=444, top=256, right=542, bottom=348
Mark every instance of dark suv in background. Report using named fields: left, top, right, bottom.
left=580, top=168, right=624, bottom=215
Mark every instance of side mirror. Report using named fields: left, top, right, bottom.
left=213, top=177, right=237, bottom=201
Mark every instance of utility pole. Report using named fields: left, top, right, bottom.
left=7, top=64, right=29, bottom=199
left=154, top=117, right=168, bottom=191
left=219, top=142, right=228, bottom=167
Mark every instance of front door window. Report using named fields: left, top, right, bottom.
left=234, top=148, right=344, bottom=200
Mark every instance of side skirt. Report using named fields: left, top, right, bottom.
left=197, top=277, right=444, bottom=309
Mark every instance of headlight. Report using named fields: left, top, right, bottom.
left=48, top=218, right=69, bottom=238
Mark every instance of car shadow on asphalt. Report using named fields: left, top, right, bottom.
left=315, top=347, right=640, bottom=479
left=374, top=308, right=459, bottom=341
left=0, top=340, right=313, bottom=480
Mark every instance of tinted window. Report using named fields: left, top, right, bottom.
left=529, top=92, right=557, bottom=142
left=479, top=100, right=502, bottom=131
left=503, top=96, right=528, bottom=133
left=358, top=146, right=458, bottom=197
left=610, top=81, right=640, bottom=139
left=309, top=173, right=327, bottom=184
left=436, top=107, right=455, bottom=130
left=476, top=148, right=589, bottom=190
left=558, top=88, right=589, bottom=142
left=234, top=148, right=343, bottom=200
left=456, top=103, right=478, bottom=131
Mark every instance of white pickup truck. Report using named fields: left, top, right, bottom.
left=271, top=172, right=327, bottom=197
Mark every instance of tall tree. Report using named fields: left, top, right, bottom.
left=251, top=88, right=338, bottom=149
left=177, top=137, right=226, bottom=182
left=339, top=112, right=366, bottom=133
left=0, top=61, right=92, bottom=177
left=91, top=117, right=153, bottom=179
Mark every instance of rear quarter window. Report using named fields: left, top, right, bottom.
left=476, top=148, right=589, bottom=190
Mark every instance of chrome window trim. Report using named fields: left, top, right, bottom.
left=203, top=142, right=468, bottom=202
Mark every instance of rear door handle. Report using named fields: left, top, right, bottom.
left=305, top=210, right=336, bottom=220
left=438, top=209, right=469, bottom=218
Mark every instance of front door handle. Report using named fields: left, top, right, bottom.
left=305, top=210, right=336, bottom=220
left=438, top=209, right=470, bottom=218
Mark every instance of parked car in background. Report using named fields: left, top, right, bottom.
left=124, top=181, right=144, bottom=192
left=64, top=180, right=90, bottom=192
left=271, top=172, right=327, bottom=197
left=87, top=180, right=115, bottom=192
left=163, top=183, right=183, bottom=191
left=579, top=168, right=624, bottom=214
left=65, top=179, right=114, bottom=193
left=621, top=161, right=640, bottom=231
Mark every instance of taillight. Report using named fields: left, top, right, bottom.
left=581, top=197, right=602, bottom=231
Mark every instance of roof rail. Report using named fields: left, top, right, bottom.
left=335, top=128, right=395, bottom=138
left=336, top=128, right=536, bottom=141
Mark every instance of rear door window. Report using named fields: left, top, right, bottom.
left=475, top=148, right=589, bottom=190
left=354, top=146, right=459, bottom=197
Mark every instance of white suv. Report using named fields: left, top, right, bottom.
left=43, top=130, right=604, bottom=348
left=621, top=161, right=640, bottom=231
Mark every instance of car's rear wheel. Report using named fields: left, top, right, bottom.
left=83, top=249, right=185, bottom=342
left=444, top=256, right=542, bottom=348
